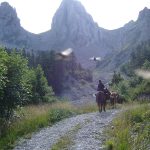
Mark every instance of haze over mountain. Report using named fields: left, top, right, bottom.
left=0, top=0, right=150, bottom=68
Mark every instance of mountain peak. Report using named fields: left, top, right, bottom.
left=52, top=0, right=88, bottom=27
left=0, top=2, right=24, bottom=47
left=60, top=0, right=80, bottom=5
left=61, top=0, right=76, bottom=4
left=138, top=7, right=150, bottom=21
left=0, top=2, right=20, bottom=26
left=0, top=2, right=17, bottom=17
left=0, top=2, right=11, bottom=7
left=51, top=0, right=100, bottom=47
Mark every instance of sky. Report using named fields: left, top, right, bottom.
left=0, top=0, right=150, bottom=34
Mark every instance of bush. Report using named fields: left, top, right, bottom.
left=111, top=80, right=130, bottom=101
left=49, top=108, right=75, bottom=123
left=131, top=113, right=143, bottom=124
left=0, top=49, right=31, bottom=119
left=0, top=48, right=55, bottom=120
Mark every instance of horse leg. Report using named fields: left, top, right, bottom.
left=113, top=99, right=115, bottom=109
left=110, top=98, right=112, bottom=105
left=99, top=105, right=101, bottom=113
left=114, top=98, right=116, bottom=108
left=104, top=102, right=106, bottom=112
left=101, top=103, right=103, bottom=112
left=100, top=104, right=102, bottom=113
left=98, top=103, right=101, bottom=113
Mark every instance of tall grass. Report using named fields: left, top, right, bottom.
left=0, top=101, right=97, bottom=150
left=106, top=103, right=150, bottom=150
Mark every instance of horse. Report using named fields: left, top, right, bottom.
left=95, top=88, right=111, bottom=112
left=104, top=88, right=111, bottom=100
left=110, top=92, right=119, bottom=108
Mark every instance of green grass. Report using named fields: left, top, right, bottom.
left=51, top=135, right=72, bottom=150
left=0, top=116, right=49, bottom=149
left=105, top=103, right=150, bottom=150
left=51, top=124, right=82, bottom=150
left=0, top=101, right=97, bottom=150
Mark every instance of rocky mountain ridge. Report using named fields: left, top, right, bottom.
left=0, top=1, right=150, bottom=69
left=0, top=2, right=41, bottom=49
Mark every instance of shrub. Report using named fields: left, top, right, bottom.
left=0, top=49, right=31, bottom=119
left=49, top=108, right=75, bottom=123
left=0, top=48, right=56, bottom=120
left=131, top=113, right=143, bottom=124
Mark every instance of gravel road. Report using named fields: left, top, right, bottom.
left=14, top=110, right=119, bottom=150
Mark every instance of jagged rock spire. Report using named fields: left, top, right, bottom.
left=0, top=2, right=21, bottom=39
left=51, top=0, right=100, bottom=46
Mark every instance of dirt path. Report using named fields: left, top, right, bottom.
left=14, top=110, right=119, bottom=150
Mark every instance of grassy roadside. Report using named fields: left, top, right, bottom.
left=0, top=101, right=97, bottom=150
left=105, top=102, right=150, bottom=150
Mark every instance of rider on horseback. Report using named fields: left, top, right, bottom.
left=97, top=80, right=105, bottom=92
left=96, top=80, right=108, bottom=112
left=97, top=80, right=111, bottom=97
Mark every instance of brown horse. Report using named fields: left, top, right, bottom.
left=110, top=92, right=119, bottom=108
left=95, top=89, right=111, bottom=112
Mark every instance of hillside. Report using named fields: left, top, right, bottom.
left=0, top=1, right=150, bottom=71
left=97, top=7, right=150, bottom=72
